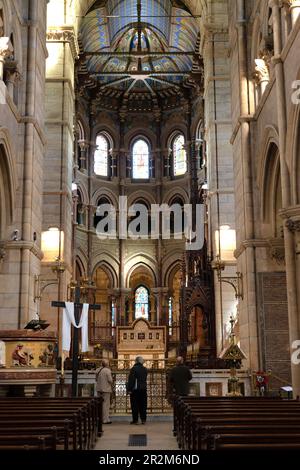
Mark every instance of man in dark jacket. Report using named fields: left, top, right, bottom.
left=169, top=356, right=192, bottom=396
left=127, top=356, right=148, bottom=424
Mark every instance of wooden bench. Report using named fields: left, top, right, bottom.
left=173, top=396, right=300, bottom=450
left=0, top=397, right=102, bottom=451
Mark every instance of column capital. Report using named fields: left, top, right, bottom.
left=78, top=140, right=90, bottom=151
left=46, top=26, right=79, bottom=60
left=254, top=58, right=270, bottom=84
left=0, top=37, right=13, bottom=61
left=286, top=218, right=300, bottom=232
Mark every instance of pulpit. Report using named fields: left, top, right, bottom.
left=0, top=329, right=57, bottom=397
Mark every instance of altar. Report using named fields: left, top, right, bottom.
left=116, top=318, right=166, bottom=368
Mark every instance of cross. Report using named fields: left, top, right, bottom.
left=51, top=285, right=101, bottom=396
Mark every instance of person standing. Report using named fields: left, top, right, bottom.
left=169, top=356, right=192, bottom=396
left=127, top=356, right=148, bottom=424
left=95, top=359, right=113, bottom=424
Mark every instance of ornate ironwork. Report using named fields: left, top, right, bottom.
left=110, top=369, right=172, bottom=414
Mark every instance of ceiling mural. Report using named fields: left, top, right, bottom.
left=77, top=0, right=203, bottom=110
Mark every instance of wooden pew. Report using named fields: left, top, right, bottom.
left=0, top=397, right=102, bottom=451
left=173, top=396, right=300, bottom=450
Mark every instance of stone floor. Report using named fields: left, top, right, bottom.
left=94, top=419, right=179, bottom=450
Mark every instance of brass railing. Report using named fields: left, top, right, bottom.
left=110, top=369, right=172, bottom=414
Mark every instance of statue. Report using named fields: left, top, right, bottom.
left=12, top=344, right=34, bottom=366
left=38, top=344, right=55, bottom=367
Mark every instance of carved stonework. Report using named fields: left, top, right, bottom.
left=286, top=218, right=300, bottom=233
left=254, top=58, right=270, bottom=84
left=47, top=27, right=79, bottom=60
left=268, top=238, right=285, bottom=264
left=269, top=246, right=285, bottom=264
left=0, top=37, right=13, bottom=60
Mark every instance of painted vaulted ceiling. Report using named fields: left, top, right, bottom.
left=78, top=0, right=202, bottom=107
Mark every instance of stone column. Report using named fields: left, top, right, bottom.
left=254, top=58, right=270, bottom=95
left=228, top=0, right=258, bottom=371
left=44, top=12, right=80, bottom=331
left=78, top=140, right=89, bottom=171
left=270, top=0, right=300, bottom=397
left=202, top=17, right=237, bottom=358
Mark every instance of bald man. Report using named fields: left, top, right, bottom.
left=96, top=359, right=113, bottom=424
left=169, top=356, right=192, bottom=396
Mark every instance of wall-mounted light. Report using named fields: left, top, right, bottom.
left=215, top=225, right=236, bottom=261
left=41, top=227, right=64, bottom=263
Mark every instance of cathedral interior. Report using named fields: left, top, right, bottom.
left=0, top=0, right=300, bottom=407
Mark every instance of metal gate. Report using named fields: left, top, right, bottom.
left=111, top=369, right=172, bottom=414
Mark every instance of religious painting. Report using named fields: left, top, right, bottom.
left=156, top=333, right=160, bottom=340
left=205, top=382, right=223, bottom=397
left=173, top=134, right=187, bottom=176
left=138, top=333, right=145, bottom=340
left=130, top=333, right=134, bottom=340
left=123, top=333, right=127, bottom=340
left=134, top=286, right=149, bottom=320
left=132, top=139, right=150, bottom=179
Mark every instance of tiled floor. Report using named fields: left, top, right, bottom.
left=94, top=420, right=179, bottom=450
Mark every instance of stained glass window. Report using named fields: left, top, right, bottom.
left=94, top=134, right=109, bottom=176
left=134, top=286, right=149, bottom=320
left=111, top=301, right=116, bottom=336
left=132, top=139, right=150, bottom=179
left=173, top=134, right=187, bottom=176
left=168, top=297, right=173, bottom=336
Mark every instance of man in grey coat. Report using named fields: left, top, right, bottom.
left=95, top=359, right=113, bottom=424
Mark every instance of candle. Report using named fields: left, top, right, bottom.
left=61, top=350, right=64, bottom=377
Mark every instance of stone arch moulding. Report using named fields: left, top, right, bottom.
left=125, top=129, right=156, bottom=151
left=91, top=187, right=119, bottom=208
left=125, top=256, right=157, bottom=288
left=77, top=119, right=86, bottom=141
left=288, top=90, right=300, bottom=205
left=76, top=183, right=89, bottom=205
left=164, top=260, right=182, bottom=289
left=0, top=128, right=17, bottom=225
left=10, top=14, right=23, bottom=72
left=162, top=252, right=184, bottom=286
left=75, top=254, right=87, bottom=278
left=127, top=190, right=156, bottom=208
left=92, top=258, right=118, bottom=288
left=250, top=15, right=262, bottom=66
left=163, top=187, right=189, bottom=205
left=163, top=126, right=187, bottom=149
left=257, top=125, right=280, bottom=219
left=92, top=126, right=117, bottom=148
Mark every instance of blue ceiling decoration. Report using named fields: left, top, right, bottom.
left=78, top=0, right=201, bottom=99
